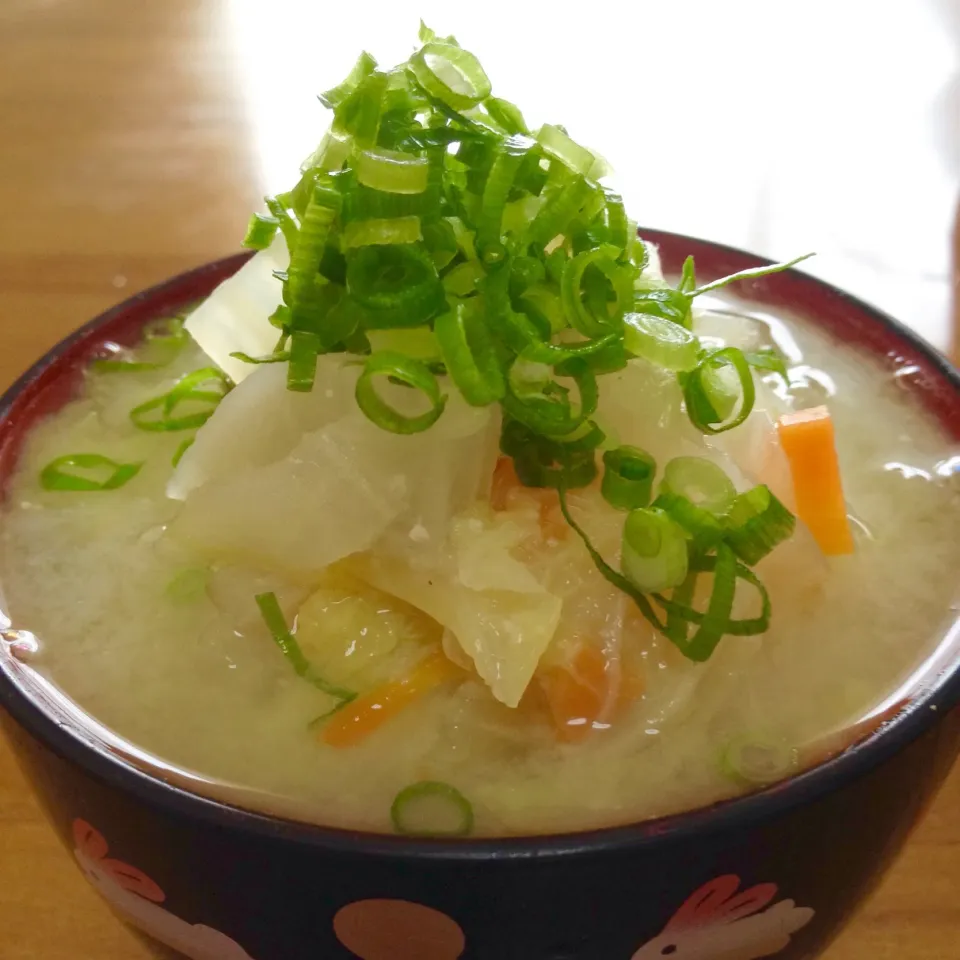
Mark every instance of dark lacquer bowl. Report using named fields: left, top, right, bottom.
left=1, top=231, right=959, bottom=960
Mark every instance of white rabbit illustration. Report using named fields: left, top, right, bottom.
left=72, top=819, right=256, bottom=960
left=631, top=874, right=814, bottom=960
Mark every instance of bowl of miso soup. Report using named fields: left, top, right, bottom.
left=1, top=28, right=959, bottom=960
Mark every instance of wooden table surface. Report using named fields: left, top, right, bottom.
left=1, top=2, right=959, bottom=957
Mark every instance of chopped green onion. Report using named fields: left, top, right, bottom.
left=390, top=780, right=474, bottom=837
left=653, top=491, right=725, bottom=553
left=502, top=357, right=598, bottom=437
left=172, top=436, right=195, bottom=467
left=346, top=244, right=444, bottom=327
left=678, top=543, right=737, bottom=661
left=356, top=148, right=429, bottom=194
left=366, top=327, right=441, bottom=361
left=536, top=123, right=597, bottom=176
left=92, top=317, right=188, bottom=373
left=476, top=134, right=536, bottom=256
left=744, top=347, right=790, bottom=385
left=623, top=312, right=699, bottom=371
left=264, top=196, right=299, bottom=249
left=485, top=96, right=528, bottom=135
left=442, top=260, right=485, bottom=297
left=632, top=287, right=693, bottom=330
left=683, top=347, right=756, bottom=434
left=434, top=302, right=505, bottom=406
left=229, top=350, right=291, bottom=365
left=303, top=129, right=354, bottom=173
left=287, top=330, right=321, bottom=393
left=320, top=51, right=378, bottom=110
left=601, top=446, right=656, bottom=510
left=621, top=507, right=689, bottom=593
left=654, top=551, right=772, bottom=640
left=526, top=174, right=597, bottom=249
left=242, top=213, right=280, bottom=250
left=335, top=70, right=387, bottom=148
left=724, top=484, right=796, bottom=566
left=692, top=253, right=815, bottom=297
left=661, top=457, right=736, bottom=514
left=91, top=357, right=166, bottom=374
left=254, top=592, right=356, bottom=702
left=561, top=244, right=634, bottom=338
left=677, top=255, right=697, bottom=294
left=221, top=29, right=808, bottom=660
left=355, top=351, right=446, bottom=434
left=409, top=42, right=491, bottom=111
left=342, top=215, right=422, bottom=248
left=720, top=736, right=797, bottom=786
left=556, top=482, right=665, bottom=632
left=39, top=453, right=143, bottom=492
left=129, top=367, right=230, bottom=432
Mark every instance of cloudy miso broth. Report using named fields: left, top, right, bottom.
left=1, top=297, right=958, bottom=837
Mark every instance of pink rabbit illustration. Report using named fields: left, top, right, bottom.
left=631, top=874, right=814, bottom=960
left=72, top=819, right=257, bottom=960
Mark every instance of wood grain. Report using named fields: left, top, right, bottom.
left=0, top=2, right=957, bottom=958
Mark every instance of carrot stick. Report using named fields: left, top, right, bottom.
left=322, top=652, right=460, bottom=748
left=777, top=406, right=854, bottom=555
left=539, top=646, right=644, bottom=742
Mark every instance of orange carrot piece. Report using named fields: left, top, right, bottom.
left=490, top=456, right=520, bottom=511
left=322, top=652, right=460, bottom=748
left=490, top=456, right=569, bottom=541
left=539, top=646, right=644, bottom=742
left=777, top=406, right=854, bottom=555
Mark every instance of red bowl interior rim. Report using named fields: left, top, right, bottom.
left=1, top=229, right=959, bottom=860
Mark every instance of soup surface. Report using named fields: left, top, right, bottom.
left=2, top=293, right=958, bottom=836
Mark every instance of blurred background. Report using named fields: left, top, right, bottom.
left=0, top=1, right=958, bottom=957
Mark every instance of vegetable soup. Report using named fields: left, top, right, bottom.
left=1, top=30, right=958, bottom=837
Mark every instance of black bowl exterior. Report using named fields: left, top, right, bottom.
left=1, top=232, right=960, bottom=960
left=2, top=703, right=959, bottom=960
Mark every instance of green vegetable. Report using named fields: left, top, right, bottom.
left=254, top=592, right=356, bottom=702
left=621, top=507, right=689, bottom=593
left=130, top=367, right=230, bottom=432
left=691, top=253, right=814, bottom=298
left=91, top=316, right=188, bottom=373
left=601, top=445, right=655, bottom=510
left=390, top=780, right=475, bottom=837
left=39, top=453, right=143, bottom=492
left=720, top=735, right=797, bottom=786
left=623, top=312, right=699, bottom=371
left=724, top=484, right=796, bottom=566
left=682, top=347, right=756, bottom=434
left=355, top=350, right=446, bottom=434
left=660, top=457, right=736, bottom=514
left=171, top=436, right=195, bottom=467
left=434, top=302, right=504, bottom=406
left=242, top=213, right=280, bottom=250
left=225, top=28, right=814, bottom=660
left=409, top=42, right=491, bottom=111
left=356, top=148, right=430, bottom=194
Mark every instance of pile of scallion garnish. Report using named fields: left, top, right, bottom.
left=45, top=24, right=813, bottom=666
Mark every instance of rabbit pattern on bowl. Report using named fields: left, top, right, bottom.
left=72, top=819, right=256, bottom=960
left=631, top=875, right=815, bottom=960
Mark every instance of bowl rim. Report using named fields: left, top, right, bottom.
left=1, top=229, right=959, bottom=862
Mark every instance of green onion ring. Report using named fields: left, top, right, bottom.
left=390, top=780, right=475, bottom=837
left=601, top=445, right=656, bottom=510
left=408, top=42, right=491, bottom=111
left=683, top=347, right=756, bottom=435
left=39, top=453, right=143, bottom=492
left=355, top=351, right=447, bottom=434
left=433, top=302, right=505, bottom=406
